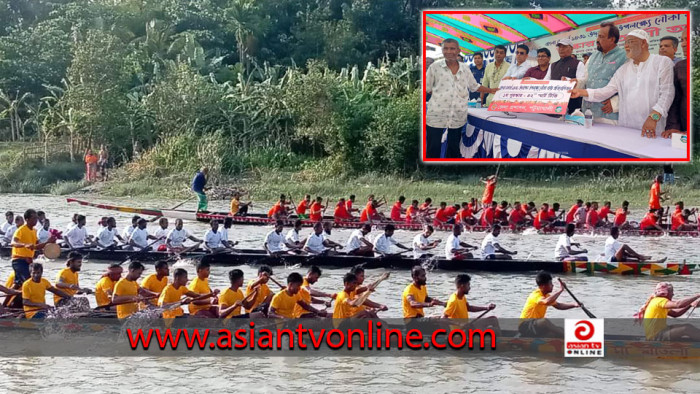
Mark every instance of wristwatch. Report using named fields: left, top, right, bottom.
left=649, top=113, right=661, bottom=121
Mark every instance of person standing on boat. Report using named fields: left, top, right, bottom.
left=345, top=224, right=374, bottom=257
left=402, top=265, right=445, bottom=318
left=648, top=175, right=667, bottom=215
left=165, top=218, right=203, bottom=253
left=10, top=209, right=55, bottom=287
left=129, top=218, right=160, bottom=251
left=480, top=175, right=497, bottom=209
left=373, top=224, right=411, bottom=257
left=480, top=224, right=517, bottom=260
left=604, top=226, right=665, bottom=263
left=191, top=167, right=209, bottom=212
left=519, top=272, right=580, bottom=337
left=554, top=224, right=588, bottom=262
left=203, top=220, right=226, bottom=253
left=445, top=224, right=476, bottom=260
left=264, top=220, right=288, bottom=256
left=413, top=225, right=441, bottom=259
left=636, top=282, right=700, bottom=341
left=22, top=263, right=73, bottom=319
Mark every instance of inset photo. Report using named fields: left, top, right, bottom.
left=422, top=11, right=690, bottom=161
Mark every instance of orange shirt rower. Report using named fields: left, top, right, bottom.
left=480, top=202, right=497, bottom=227
left=614, top=202, right=630, bottom=227
left=565, top=200, right=583, bottom=224
left=598, top=202, right=612, bottom=223
left=405, top=201, right=419, bottom=223
left=296, top=195, right=311, bottom=216
left=433, top=202, right=450, bottom=226
left=345, top=195, right=358, bottom=215
left=309, top=197, right=324, bottom=222
left=639, top=210, right=662, bottom=231
left=481, top=175, right=497, bottom=206
left=533, top=204, right=550, bottom=229
left=268, top=194, right=290, bottom=219
left=390, top=197, right=406, bottom=222
left=334, top=198, right=353, bottom=222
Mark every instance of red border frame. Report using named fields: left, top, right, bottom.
left=421, top=10, right=692, bottom=163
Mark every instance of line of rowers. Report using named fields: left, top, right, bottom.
left=2, top=207, right=666, bottom=265
left=264, top=193, right=699, bottom=233
left=2, top=254, right=699, bottom=342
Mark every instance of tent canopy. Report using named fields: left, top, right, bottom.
left=426, top=13, right=621, bottom=54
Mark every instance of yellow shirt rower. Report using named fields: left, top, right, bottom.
left=245, top=266, right=274, bottom=313
left=402, top=266, right=444, bottom=318
left=21, top=263, right=71, bottom=319
left=518, top=272, right=578, bottom=338
left=94, top=264, right=123, bottom=308
left=112, top=262, right=159, bottom=319
left=158, top=268, right=214, bottom=319
left=140, top=261, right=170, bottom=306
left=638, top=282, right=700, bottom=340
left=219, top=269, right=258, bottom=319
left=268, top=273, right=325, bottom=319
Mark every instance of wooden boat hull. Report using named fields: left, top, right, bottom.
left=66, top=198, right=700, bottom=237
left=2, top=247, right=696, bottom=275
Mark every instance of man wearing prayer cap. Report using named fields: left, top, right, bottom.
left=570, top=29, right=675, bottom=139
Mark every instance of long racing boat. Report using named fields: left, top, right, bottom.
left=66, top=198, right=700, bottom=237
left=2, top=246, right=696, bottom=275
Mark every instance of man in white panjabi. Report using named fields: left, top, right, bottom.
left=570, top=29, right=674, bottom=138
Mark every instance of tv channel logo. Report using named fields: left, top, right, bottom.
left=565, top=319, right=604, bottom=357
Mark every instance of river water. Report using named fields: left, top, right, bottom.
left=0, top=194, right=698, bottom=393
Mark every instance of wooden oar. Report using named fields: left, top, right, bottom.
left=354, top=272, right=390, bottom=306
left=120, top=238, right=164, bottom=265
left=470, top=308, right=492, bottom=324
left=268, top=276, right=286, bottom=289
left=95, top=294, right=159, bottom=310
left=149, top=196, right=195, bottom=223
left=558, top=278, right=596, bottom=319
left=288, top=194, right=301, bottom=217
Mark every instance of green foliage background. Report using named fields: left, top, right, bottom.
left=0, top=0, right=697, bottom=187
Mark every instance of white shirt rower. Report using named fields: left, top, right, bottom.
left=2, top=224, right=17, bottom=244
left=122, top=225, right=137, bottom=241
left=0, top=221, right=12, bottom=238
left=604, top=236, right=621, bottom=262
left=129, top=227, right=150, bottom=249
left=285, top=228, right=300, bottom=245
left=264, top=230, right=286, bottom=253
left=373, top=233, right=397, bottom=257
left=480, top=233, right=497, bottom=259
left=153, top=227, right=169, bottom=249
left=412, top=233, right=431, bottom=259
left=37, top=227, right=51, bottom=244
left=345, top=229, right=367, bottom=253
left=204, top=229, right=224, bottom=249
left=445, top=233, right=462, bottom=260
left=97, top=226, right=118, bottom=249
left=65, top=226, right=89, bottom=248
left=304, top=233, right=326, bottom=255
left=167, top=228, right=190, bottom=248
left=554, top=233, right=572, bottom=260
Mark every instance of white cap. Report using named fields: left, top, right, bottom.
left=556, top=38, right=574, bottom=47
left=626, top=29, right=649, bottom=42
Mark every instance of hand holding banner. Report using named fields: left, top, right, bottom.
left=488, top=79, right=576, bottom=114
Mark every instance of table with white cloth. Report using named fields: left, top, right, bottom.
left=455, top=109, right=686, bottom=159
